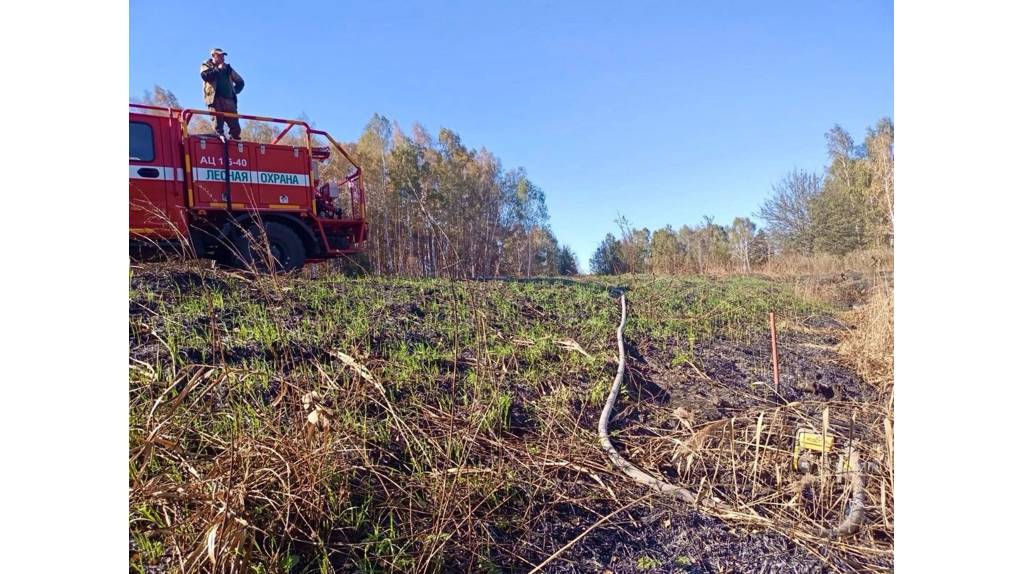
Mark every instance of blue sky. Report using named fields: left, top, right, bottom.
left=130, top=0, right=892, bottom=271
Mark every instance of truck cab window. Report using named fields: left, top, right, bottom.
left=129, top=122, right=155, bottom=162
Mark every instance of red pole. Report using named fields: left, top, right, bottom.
left=769, top=312, right=780, bottom=391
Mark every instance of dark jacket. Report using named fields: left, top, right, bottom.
left=200, top=60, right=244, bottom=106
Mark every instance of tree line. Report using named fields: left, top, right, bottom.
left=333, top=114, right=578, bottom=277
left=589, top=118, right=894, bottom=274
left=134, top=86, right=580, bottom=277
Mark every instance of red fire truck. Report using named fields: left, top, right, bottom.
left=129, top=104, right=368, bottom=271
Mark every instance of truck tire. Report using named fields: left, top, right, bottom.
left=234, top=221, right=306, bottom=272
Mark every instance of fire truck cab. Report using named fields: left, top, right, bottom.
left=129, top=104, right=368, bottom=271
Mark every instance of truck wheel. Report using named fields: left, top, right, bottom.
left=235, top=221, right=306, bottom=272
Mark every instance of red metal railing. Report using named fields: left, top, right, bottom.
left=310, top=128, right=366, bottom=221
left=180, top=108, right=313, bottom=146
left=129, top=103, right=180, bottom=116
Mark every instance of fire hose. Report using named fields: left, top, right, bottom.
left=597, top=288, right=865, bottom=537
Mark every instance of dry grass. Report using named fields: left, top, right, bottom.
left=763, top=249, right=893, bottom=311
left=839, top=283, right=895, bottom=557
left=766, top=248, right=893, bottom=278
left=129, top=265, right=894, bottom=572
left=624, top=398, right=893, bottom=570
left=839, top=285, right=894, bottom=393
left=130, top=268, right=631, bottom=573
left=786, top=253, right=894, bottom=566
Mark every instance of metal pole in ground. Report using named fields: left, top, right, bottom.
left=770, top=311, right=780, bottom=392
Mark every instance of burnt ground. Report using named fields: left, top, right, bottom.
left=637, top=316, right=874, bottom=424
left=547, top=504, right=828, bottom=574
left=546, top=315, right=886, bottom=573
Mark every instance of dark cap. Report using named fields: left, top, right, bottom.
left=211, top=48, right=228, bottom=56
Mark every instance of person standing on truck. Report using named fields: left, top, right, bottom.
left=200, top=48, right=245, bottom=140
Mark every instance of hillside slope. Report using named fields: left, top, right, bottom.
left=129, top=265, right=892, bottom=573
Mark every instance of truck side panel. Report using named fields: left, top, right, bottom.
left=252, top=143, right=313, bottom=212
left=188, top=136, right=314, bottom=213
left=189, top=136, right=258, bottom=210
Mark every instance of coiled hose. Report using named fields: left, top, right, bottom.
left=597, top=288, right=864, bottom=537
